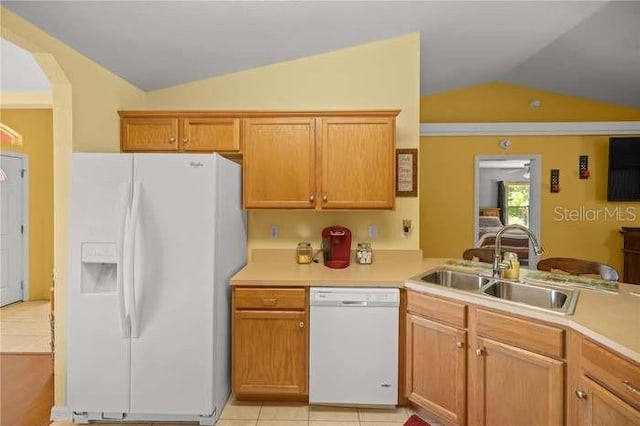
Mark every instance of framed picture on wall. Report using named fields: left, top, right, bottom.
left=396, top=148, right=417, bottom=197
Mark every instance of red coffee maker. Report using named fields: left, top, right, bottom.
left=321, top=226, right=352, bottom=269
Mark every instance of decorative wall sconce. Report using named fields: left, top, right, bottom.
left=551, top=169, right=560, bottom=193
left=579, top=155, right=590, bottom=179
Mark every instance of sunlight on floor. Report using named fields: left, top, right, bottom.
left=0, top=300, right=51, bottom=353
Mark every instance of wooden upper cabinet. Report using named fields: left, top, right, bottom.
left=243, top=117, right=317, bottom=209
left=121, top=116, right=179, bottom=151
left=320, top=116, right=395, bottom=209
left=181, top=117, right=240, bottom=152
left=242, top=111, right=399, bottom=210
left=119, top=112, right=241, bottom=154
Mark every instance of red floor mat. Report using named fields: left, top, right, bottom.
left=404, top=414, right=431, bottom=426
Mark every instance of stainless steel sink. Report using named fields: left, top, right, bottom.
left=482, top=280, right=579, bottom=315
left=416, top=269, right=491, bottom=291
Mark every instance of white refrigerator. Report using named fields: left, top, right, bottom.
left=67, top=153, right=246, bottom=424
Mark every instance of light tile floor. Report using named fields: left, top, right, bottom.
left=0, top=300, right=51, bottom=353
left=214, top=397, right=442, bottom=426
left=49, top=397, right=443, bottom=426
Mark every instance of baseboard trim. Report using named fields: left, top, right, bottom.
left=50, top=405, right=72, bottom=421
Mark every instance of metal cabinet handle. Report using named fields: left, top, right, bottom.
left=456, top=341, right=464, bottom=348
left=622, top=380, right=640, bottom=395
left=183, top=138, right=189, bottom=144
left=299, top=321, right=304, bottom=328
left=576, top=390, right=588, bottom=400
left=475, top=348, right=484, bottom=356
left=169, top=136, right=176, bottom=142
left=322, top=194, right=328, bottom=202
left=309, top=194, right=315, bottom=202
left=262, top=298, right=277, bottom=305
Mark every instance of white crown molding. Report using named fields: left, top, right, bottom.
left=420, top=121, right=640, bottom=136
left=0, top=91, right=53, bottom=108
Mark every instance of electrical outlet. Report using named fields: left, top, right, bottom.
left=270, top=224, right=279, bottom=240
left=368, top=225, right=378, bottom=239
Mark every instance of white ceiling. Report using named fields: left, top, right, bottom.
left=0, top=38, right=51, bottom=92
left=2, top=1, right=639, bottom=108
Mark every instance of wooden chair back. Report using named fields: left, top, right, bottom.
left=536, top=257, right=619, bottom=281
left=462, top=248, right=495, bottom=264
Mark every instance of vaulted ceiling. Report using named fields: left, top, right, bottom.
left=3, top=1, right=639, bottom=108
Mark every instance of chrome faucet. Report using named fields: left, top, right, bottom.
left=493, top=224, right=544, bottom=278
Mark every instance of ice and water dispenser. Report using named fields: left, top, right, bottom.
left=81, top=242, right=118, bottom=293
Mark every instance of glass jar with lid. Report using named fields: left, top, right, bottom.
left=296, top=242, right=313, bottom=264
left=355, top=242, right=373, bottom=264
left=502, top=251, right=520, bottom=280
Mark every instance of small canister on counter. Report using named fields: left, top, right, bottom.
left=502, top=251, right=520, bottom=280
left=296, top=242, right=313, bottom=264
left=355, top=242, right=373, bottom=264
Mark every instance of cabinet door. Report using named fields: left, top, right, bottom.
left=406, top=313, right=466, bottom=425
left=475, top=337, right=564, bottom=426
left=578, top=376, right=640, bottom=425
left=233, top=310, right=308, bottom=396
left=121, top=117, right=179, bottom=151
left=181, top=117, right=240, bottom=152
left=320, top=116, right=395, bottom=209
left=243, top=117, right=316, bottom=208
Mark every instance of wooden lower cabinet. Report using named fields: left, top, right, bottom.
left=233, top=309, right=308, bottom=398
left=405, top=313, right=466, bottom=425
left=571, top=335, right=640, bottom=425
left=232, top=287, right=308, bottom=400
left=577, top=376, right=640, bottom=425
left=474, top=336, right=564, bottom=426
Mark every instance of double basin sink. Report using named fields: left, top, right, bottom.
left=413, top=268, right=579, bottom=315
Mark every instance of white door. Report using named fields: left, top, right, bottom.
left=130, top=154, right=215, bottom=415
left=67, top=154, right=132, bottom=413
left=0, top=154, right=25, bottom=307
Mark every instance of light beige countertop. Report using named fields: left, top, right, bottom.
left=231, top=250, right=640, bottom=363
left=231, top=249, right=444, bottom=287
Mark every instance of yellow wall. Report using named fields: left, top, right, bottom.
left=1, top=109, right=53, bottom=300
left=147, top=33, right=421, bottom=251
left=1, top=6, right=146, bottom=405
left=420, top=82, right=640, bottom=271
left=421, top=81, right=640, bottom=122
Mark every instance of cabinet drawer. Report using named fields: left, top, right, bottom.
left=406, top=291, right=466, bottom=328
left=582, top=338, right=640, bottom=408
left=476, top=309, right=564, bottom=359
left=234, top=287, right=306, bottom=310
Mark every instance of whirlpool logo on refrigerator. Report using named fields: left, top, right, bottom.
left=189, top=161, right=205, bottom=168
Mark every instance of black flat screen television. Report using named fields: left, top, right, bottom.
left=608, top=137, right=640, bottom=201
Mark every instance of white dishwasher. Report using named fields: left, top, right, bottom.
left=309, top=287, right=399, bottom=407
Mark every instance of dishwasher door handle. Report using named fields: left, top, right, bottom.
left=341, top=301, right=368, bottom=306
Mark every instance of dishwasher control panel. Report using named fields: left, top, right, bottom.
left=310, top=287, right=399, bottom=307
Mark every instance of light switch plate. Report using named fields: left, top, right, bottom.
left=270, top=224, right=279, bottom=239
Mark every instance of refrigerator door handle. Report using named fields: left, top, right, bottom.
left=117, top=183, right=131, bottom=338
left=127, top=181, right=142, bottom=338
